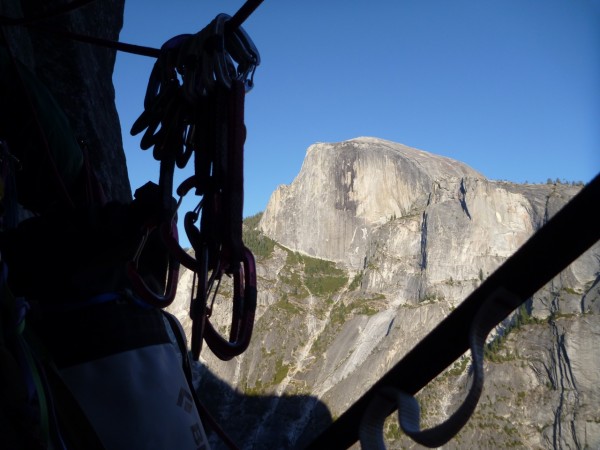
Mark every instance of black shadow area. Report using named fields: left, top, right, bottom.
left=192, top=361, right=333, bottom=450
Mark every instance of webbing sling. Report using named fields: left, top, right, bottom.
left=306, top=172, right=600, bottom=449
left=359, top=288, right=518, bottom=448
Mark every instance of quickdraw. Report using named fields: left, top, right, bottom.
left=130, top=8, right=261, bottom=361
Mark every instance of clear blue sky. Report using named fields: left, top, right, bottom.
left=114, top=0, right=600, bottom=227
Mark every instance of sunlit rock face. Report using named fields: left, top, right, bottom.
left=259, top=137, right=542, bottom=301
left=169, top=138, right=599, bottom=450
left=260, top=137, right=484, bottom=269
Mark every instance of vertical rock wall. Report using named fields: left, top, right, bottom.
left=1, top=0, right=129, bottom=202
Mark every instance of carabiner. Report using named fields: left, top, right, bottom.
left=127, top=222, right=180, bottom=308
left=225, top=23, right=260, bottom=89
left=202, top=247, right=257, bottom=361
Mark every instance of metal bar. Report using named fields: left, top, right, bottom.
left=226, top=0, right=265, bottom=32
left=23, top=24, right=161, bottom=58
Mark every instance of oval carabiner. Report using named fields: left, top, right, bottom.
left=160, top=220, right=198, bottom=271
left=210, top=14, right=234, bottom=90
left=203, top=247, right=257, bottom=361
left=127, top=222, right=180, bottom=308
left=225, top=23, right=260, bottom=89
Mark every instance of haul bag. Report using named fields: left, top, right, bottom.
left=36, top=298, right=210, bottom=450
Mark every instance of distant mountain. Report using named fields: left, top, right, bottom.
left=168, top=137, right=600, bottom=449
left=260, top=137, right=483, bottom=269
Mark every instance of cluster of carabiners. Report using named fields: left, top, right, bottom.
left=130, top=13, right=259, bottom=361
left=131, top=13, right=259, bottom=164
left=177, top=13, right=260, bottom=98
